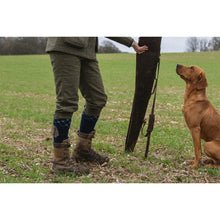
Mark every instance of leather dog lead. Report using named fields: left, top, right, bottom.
left=143, top=58, right=160, bottom=158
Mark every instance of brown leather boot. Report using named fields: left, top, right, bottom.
left=53, top=139, right=89, bottom=175
left=72, top=131, right=109, bottom=165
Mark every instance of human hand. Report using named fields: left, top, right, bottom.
left=132, top=41, right=148, bottom=54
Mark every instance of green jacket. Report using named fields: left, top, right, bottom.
left=46, top=37, right=134, bottom=60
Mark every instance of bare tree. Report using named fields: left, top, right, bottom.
left=98, top=40, right=121, bottom=53
left=186, top=37, right=199, bottom=52
left=210, top=37, right=220, bottom=51
left=199, top=38, right=211, bottom=51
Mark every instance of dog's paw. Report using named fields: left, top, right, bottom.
left=205, top=164, right=215, bottom=168
left=185, top=160, right=194, bottom=165
left=189, top=163, right=198, bottom=168
left=186, top=160, right=199, bottom=168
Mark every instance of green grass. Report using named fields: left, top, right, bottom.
left=0, top=52, right=220, bottom=183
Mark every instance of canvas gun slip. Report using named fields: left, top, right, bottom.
left=125, top=37, right=162, bottom=156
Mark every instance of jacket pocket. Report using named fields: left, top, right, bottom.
left=64, top=37, right=89, bottom=48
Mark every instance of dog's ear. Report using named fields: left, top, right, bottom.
left=197, top=73, right=208, bottom=90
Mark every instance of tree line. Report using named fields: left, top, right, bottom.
left=2, top=37, right=219, bottom=55
left=0, top=37, right=122, bottom=55
left=187, top=37, right=220, bottom=52
left=0, top=37, right=47, bottom=55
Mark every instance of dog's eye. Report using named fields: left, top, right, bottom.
left=190, top=66, right=194, bottom=70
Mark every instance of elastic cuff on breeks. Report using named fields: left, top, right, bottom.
left=53, top=112, right=73, bottom=120
left=52, top=119, right=72, bottom=143
left=84, top=106, right=103, bottom=117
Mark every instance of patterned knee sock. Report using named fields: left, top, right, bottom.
left=52, top=119, right=71, bottom=143
left=79, top=111, right=99, bottom=134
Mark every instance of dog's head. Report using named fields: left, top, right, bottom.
left=176, top=64, right=208, bottom=90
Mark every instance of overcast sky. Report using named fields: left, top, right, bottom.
left=100, top=37, right=188, bottom=53
left=160, top=37, right=188, bottom=53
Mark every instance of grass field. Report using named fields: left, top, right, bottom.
left=0, top=51, right=220, bottom=183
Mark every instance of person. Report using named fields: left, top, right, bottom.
left=46, top=37, right=148, bottom=175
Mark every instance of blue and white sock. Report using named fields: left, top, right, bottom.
left=79, top=111, right=99, bottom=134
left=52, top=119, right=71, bottom=143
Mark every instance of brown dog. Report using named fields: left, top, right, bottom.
left=176, top=64, right=220, bottom=168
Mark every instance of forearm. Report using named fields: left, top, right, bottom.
left=105, top=37, right=148, bottom=54
left=106, top=37, right=134, bottom=47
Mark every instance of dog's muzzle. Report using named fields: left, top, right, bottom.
left=176, top=64, right=182, bottom=75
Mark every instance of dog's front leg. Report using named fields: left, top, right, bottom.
left=189, top=127, right=202, bottom=168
